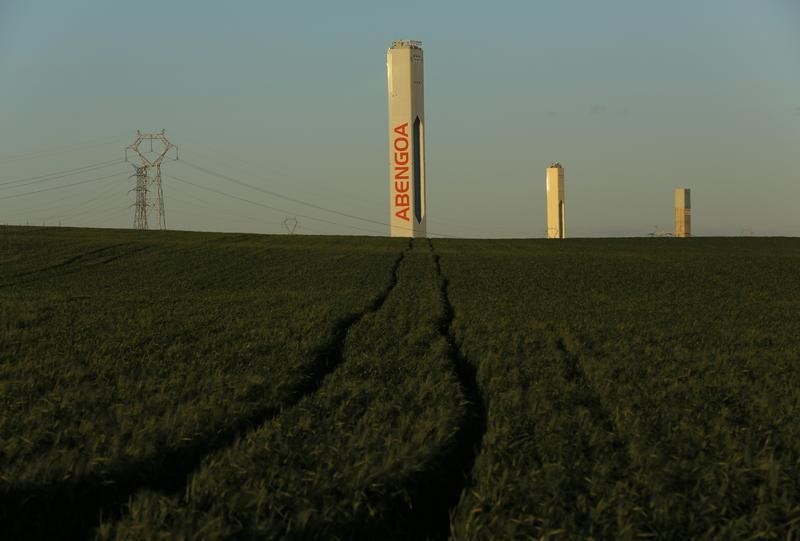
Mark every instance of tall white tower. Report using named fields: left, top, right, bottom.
left=675, top=188, right=691, bottom=238
left=387, top=40, right=426, bottom=237
left=546, top=163, right=565, bottom=239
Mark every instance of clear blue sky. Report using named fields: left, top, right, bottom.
left=1, top=1, right=798, bottom=237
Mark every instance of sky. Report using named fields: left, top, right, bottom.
left=1, top=0, right=798, bottom=237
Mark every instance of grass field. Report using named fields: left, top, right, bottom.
left=1, top=226, right=799, bottom=540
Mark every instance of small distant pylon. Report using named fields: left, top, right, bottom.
left=125, top=130, right=177, bottom=230
left=282, top=216, right=299, bottom=235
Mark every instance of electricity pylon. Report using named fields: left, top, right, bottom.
left=282, top=216, right=299, bottom=235
left=125, top=130, right=177, bottom=230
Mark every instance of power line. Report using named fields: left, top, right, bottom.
left=178, top=141, right=486, bottom=235
left=44, top=182, right=126, bottom=221
left=295, top=223, right=326, bottom=235
left=167, top=192, right=282, bottom=228
left=178, top=143, right=381, bottom=213
left=0, top=135, right=129, bottom=164
left=46, top=199, right=122, bottom=222
left=0, top=172, right=128, bottom=201
left=0, top=159, right=125, bottom=189
left=178, top=159, right=390, bottom=227
left=282, top=216, right=299, bottom=235
left=7, top=184, right=95, bottom=217
left=167, top=173, right=387, bottom=236
left=175, top=159, right=455, bottom=237
left=166, top=174, right=389, bottom=236
left=78, top=205, right=132, bottom=228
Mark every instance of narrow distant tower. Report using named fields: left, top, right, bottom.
left=675, top=188, right=691, bottom=238
left=546, top=163, right=566, bottom=239
left=387, top=40, right=426, bottom=237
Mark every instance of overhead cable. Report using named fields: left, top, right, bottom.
left=0, top=135, right=129, bottom=164
left=175, top=159, right=454, bottom=237
left=0, top=172, right=128, bottom=201
left=166, top=174, right=389, bottom=236
left=0, top=159, right=125, bottom=189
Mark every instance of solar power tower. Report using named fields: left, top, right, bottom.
left=387, top=40, right=427, bottom=238
left=546, top=163, right=566, bottom=239
left=675, top=188, right=691, bottom=238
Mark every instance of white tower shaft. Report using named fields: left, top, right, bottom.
left=387, top=40, right=426, bottom=237
left=546, top=164, right=566, bottom=239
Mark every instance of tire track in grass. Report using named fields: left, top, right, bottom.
left=87, top=245, right=151, bottom=267
left=420, top=239, right=488, bottom=540
left=1, top=243, right=129, bottom=277
left=551, top=331, right=633, bottom=536
left=0, top=242, right=146, bottom=289
left=554, top=335, right=624, bottom=444
left=0, top=241, right=411, bottom=541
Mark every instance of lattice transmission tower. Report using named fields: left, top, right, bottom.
left=282, top=216, right=299, bottom=235
left=125, top=130, right=177, bottom=230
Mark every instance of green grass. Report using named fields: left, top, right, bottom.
left=0, top=226, right=405, bottom=538
left=2, top=227, right=800, bottom=540
left=439, top=238, right=800, bottom=540
left=102, top=240, right=466, bottom=540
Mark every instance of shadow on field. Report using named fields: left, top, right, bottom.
left=551, top=332, right=631, bottom=534
left=301, top=239, right=489, bottom=541
left=554, top=335, right=623, bottom=439
left=387, top=239, right=488, bottom=540
left=0, top=241, right=411, bottom=541
left=0, top=242, right=150, bottom=289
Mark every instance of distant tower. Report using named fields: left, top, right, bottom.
left=546, top=163, right=566, bottom=239
left=125, top=130, right=176, bottom=230
left=675, top=188, right=691, bottom=238
left=387, top=40, right=426, bottom=237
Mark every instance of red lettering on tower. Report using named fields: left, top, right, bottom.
left=392, top=123, right=411, bottom=222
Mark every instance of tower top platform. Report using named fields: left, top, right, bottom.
left=391, top=40, right=423, bottom=50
